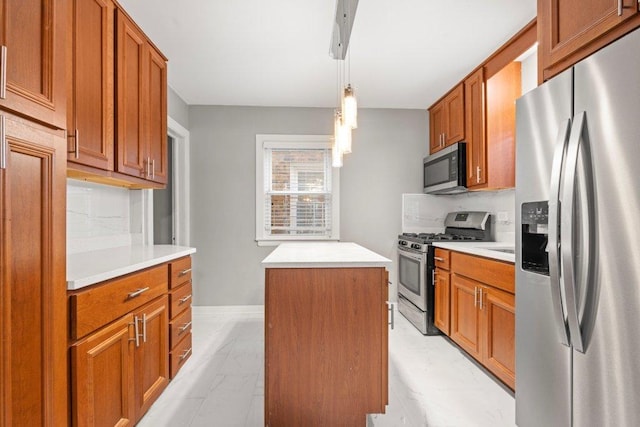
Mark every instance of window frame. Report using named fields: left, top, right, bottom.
left=255, top=134, right=340, bottom=246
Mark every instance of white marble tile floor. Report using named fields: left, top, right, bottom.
left=138, top=307, right=515, bottom=427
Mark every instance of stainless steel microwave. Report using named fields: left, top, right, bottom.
left=423, top=142, right=467, bottom=194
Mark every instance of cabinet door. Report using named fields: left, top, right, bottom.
left=145, top=46, right=167, bottom=184
left=434, top=269, right=451, bottom=336
left=464, top=68, right=486, bottom=188
left=450, top=274, right=481, bottom=360
left=443, top=84, right=465, bottom=146
left=68, top=0, right=115, bottom=170
left=482, top=286, right=515, bottom=389
left=71, top=314, right=135, bottom=427
left=0, top=0, right=66, bottom=129
left=539, top=0, right=639, bottom=80
left=133, top=296, right=169, bottom=421
left=429, top=102, right=444, bottom=153
left=1, top=115, right=67, bottom=426
left=116, top=10, right=146, bottom=179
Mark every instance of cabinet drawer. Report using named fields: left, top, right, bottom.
left=434, top=248, right=450, bottom=270
left=169, top=256, right=192, bottom=289
left=170, top=307, right=192, bottom=350
left=170, top=281, right=192, bottom=318
left=170, top=332, right=192, bottom=379
left=451, top=252, right=514, bottom=294
left=70, top=264, right=169, bottom=340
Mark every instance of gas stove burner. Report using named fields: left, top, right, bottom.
left=402, top=232, right=418, bottom=238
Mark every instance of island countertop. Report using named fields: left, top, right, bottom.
left=67, top=244, right=196, bottom=290
left=261, top=242, right=391, bottom=268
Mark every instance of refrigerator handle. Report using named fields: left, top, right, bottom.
left=561, top=111, right=593, bottom=353
left=548, top=118, right=572, bottom=347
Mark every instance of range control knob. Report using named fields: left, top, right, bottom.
left=411, top=243, right=421, bottom=250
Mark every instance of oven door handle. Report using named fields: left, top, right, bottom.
left=397, top=248, right=425, bottom=262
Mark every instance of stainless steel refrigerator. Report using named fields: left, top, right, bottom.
left=515, top=29, right=640, bottom=427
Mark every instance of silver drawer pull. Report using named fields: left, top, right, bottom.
left=0, top=46, right=6, bottom=99
left=127, top=287, right=150, bottom=299
left=179, top=321, right=192, bottom=334
left=434, top=256, right=445, bottom=262
left=179, top=294, right=192, bottom=305
left=179, top=347, right=192, bottom=361
left=178, top=268, right=192, bottom=277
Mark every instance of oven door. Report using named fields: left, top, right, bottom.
left=397, top=247, right=427, bottom=311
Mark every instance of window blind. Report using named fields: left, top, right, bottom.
left=264, top=148, right=333, bottom=237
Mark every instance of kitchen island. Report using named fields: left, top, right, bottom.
left=262, top=242, right=391, bottom=426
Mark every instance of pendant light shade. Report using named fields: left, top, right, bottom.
left=342, top=84, right=358, bottom=129
left=332, top=112, right=344, bottom=167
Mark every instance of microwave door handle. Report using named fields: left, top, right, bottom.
left=549, top=118, right=572, bottom=347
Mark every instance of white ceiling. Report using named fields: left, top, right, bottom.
left=117, top=0, right=536, bottom=109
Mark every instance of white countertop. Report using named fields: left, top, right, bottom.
left=432, top=241, right=515, bottom=263
left=262, top=242, right=391, bottom=268
left=67, top=244, right=197, bottom=290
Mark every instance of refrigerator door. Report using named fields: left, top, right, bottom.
left=571, top=27, right=640, bottom=427
left=515, top=70, right=572, bottom=427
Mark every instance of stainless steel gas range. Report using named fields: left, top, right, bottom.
left=397, top=211, right=492, bottom=334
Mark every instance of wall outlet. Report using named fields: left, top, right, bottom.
left=497, top=211, right=509, bottom=222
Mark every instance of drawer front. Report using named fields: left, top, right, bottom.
left=451, top=252, right=514, bottom=293
left=170, top=306, right=192, bottom=349
left=169, top=256, right=192, bottom=289
left=70, top=264, right=169, bottom=340
left=170, top=332, right=192, bottom=379
left=170, top=281, right=193, bottom=318
left=434, top=248, right=450, bottom=270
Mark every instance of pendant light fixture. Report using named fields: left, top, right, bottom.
left=329, top=0, right=359, bottom=167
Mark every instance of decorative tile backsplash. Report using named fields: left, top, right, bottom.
left=67, top=179, right=136, bottom=253
left=402, top=189, right=515, bottom=242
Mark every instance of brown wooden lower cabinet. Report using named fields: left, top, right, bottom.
left=71, top=314, right=136, bottom=427
left=265, top=267, right=389, bottom=426
left=1, top=114, right=68, bottom=426
left=447, top=251, right=515, bottom=390
left=434, top=268, right=451, bottom=335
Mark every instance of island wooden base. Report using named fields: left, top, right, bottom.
left=265, top=267, right=389, bottom=426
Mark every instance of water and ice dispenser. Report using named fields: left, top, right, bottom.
left=521, top=201, right=550, bottom=275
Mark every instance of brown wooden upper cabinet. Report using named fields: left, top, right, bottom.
left=429, top=84, right=464, bottom=154
left=116, top=10, right=167, bottom=185
left=67, top=3, right=168, bottom=187
left=67, top=0, right=115, bottom=171
left=539, top=0, right=640, bottom=81
left=0, top=0, right=67, bottom=129
left=464, top=69, right=486, bottom=188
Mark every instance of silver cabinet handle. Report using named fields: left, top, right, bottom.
left=434, top=256, right=445, bottom=262
left=180, top=347, right=192, bottom=361
left=151, top=158, right=155, bottom=179
left=618, top=0, right=623, bottom=15
left=179, top=321, right=192, bottom=334
left=128, top=320, right=138, bottom=346
left=442, top=133, right=446, bottom=146
left=476, top=165, right=481, bottom=183
left=127, top=287, right=150, bottom=299
left=387, top=302, right=394, bottom=330
left=178, top=268, right=192, bottom=277
left=548, top=119, right=572, bottom=347
left=479, top=288, right=484, bottom=310
left=0, top=115, right=5, bottom=170
left=179, top=294, right=192, bottom=305
left=141, top=313, right=147, bottom=343
left=0, top=46, right=6, bottom=99
left=132, top=316, right=141, bottom=347
left=68, top=129, right=79, bottom=159
left=473, top=286, right=478, bottom=307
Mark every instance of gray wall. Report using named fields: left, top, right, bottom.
left=168, top=86, right=189, bottom=129
left=189, top=105, right=428, bottom=306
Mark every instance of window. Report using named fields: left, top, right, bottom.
left=256, top=135, right=340, bottom=245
